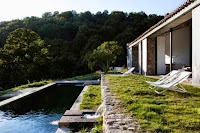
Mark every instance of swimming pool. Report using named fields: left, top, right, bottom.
left=0, top=84, right=83, bottom=133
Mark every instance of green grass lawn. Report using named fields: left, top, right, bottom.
left=0, top=80, right=52, bottom=96
left=79, top=85, right=102, bottom=110
left=79, top=85, right=102, bottom=133
left=106, top=75, right=200, bottom=133
left=65, top=73, right=101, bottom=81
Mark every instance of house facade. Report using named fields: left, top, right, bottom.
left=127, top=0, right=200, bottom=86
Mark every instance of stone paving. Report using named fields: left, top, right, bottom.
left=101, top=75, right=140, bottom=133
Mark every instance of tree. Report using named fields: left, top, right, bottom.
left=0, top=10, right=164, bottom=89
left=0, top=28, right=51, bottom=89
left=85, top=41, right=123, bottom=72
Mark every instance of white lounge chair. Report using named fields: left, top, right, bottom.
left=122, top=67, right=135, bottom=76
left=146, top=70, right=182, bottom=85
left=149, top=71, right=191, bottom=94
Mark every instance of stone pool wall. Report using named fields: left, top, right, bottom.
left=101, top=75, right=140, bottom=133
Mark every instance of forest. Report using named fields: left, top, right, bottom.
left=0, top=10, right=163, bottom=90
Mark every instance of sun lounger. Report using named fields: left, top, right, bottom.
left=122, top=67, right=135, bottom=76
left=146, top=70, right=182, bottom=85
left=149, top=71, right=191, bottom=94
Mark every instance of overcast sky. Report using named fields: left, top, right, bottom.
left=0, top=0, right=186, bottom=21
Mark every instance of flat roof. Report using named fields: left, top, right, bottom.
left=128, top=0, right=198, bottom=47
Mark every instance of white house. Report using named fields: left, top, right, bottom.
left=127, top=0, right=200, bottom=86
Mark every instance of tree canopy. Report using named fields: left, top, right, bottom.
left=0, top=28, right=50, bottom=89
left=85, top=41, right=123, bottom=72
left=0, top=10, right=163, bottom=89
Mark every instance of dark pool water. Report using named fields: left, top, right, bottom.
left=0, top=84, right=83, bottom=133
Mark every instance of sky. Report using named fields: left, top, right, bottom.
left=0, top=0, right=186, bottom=21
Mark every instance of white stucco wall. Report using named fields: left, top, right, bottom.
left=142, top=39, right=147, bottom=75
left=192, top=5, right=200, bottom=86
left=165, top=26, right=191, bottom=69
left=127, top=47, right=132, bottom=69
left=138, top=42, right=142, bottom=74
left=157, top=37, right=166, bottom=74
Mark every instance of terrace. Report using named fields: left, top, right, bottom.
left=127, top=0, right=200, bottom=87
left=104, top=74, right=200, bottom=132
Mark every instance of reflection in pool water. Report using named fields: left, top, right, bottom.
left=0, top=84, right=83, bottom=133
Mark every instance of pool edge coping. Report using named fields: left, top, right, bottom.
left=70, top=85, right=89, bottom=110
left=0, top=83, right=56, bottom=108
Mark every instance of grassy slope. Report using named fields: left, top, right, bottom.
left=0, top=80, right=52, bottom=96
left=106, top=75, right=200, bottom=133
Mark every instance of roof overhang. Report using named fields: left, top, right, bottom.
left=128, top=0, right=200, bottom=48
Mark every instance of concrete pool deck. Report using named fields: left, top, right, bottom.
left=55, top=80, right=100, bottom=85
left=58, top=110, right=98, bottom=128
